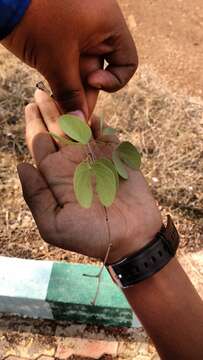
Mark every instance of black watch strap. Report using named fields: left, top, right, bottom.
left=107, top=215, right=180, bottom=288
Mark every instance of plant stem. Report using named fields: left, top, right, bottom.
left=83, top=206, right=112, bottom=306
left=82, top=143, right=113, bottom=305
left=87, top=142, right=96, bottom=162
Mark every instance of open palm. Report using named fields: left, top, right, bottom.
left=18, top=90, right=162, bottom=264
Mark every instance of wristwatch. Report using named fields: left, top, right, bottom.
left=107, top=215, right=180, bottom=288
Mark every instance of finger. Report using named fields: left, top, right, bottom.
left=25, top=103, right=56, bottom=165
left=84, top=86, right=99, bottom=119
left=34, top=89, right=64, bottom=138
left=35, top=89, right=87, bottom=146
left=80, top=55, right=104, bottom=83
left=47, top=50, right=89, bottom=118
left=25, top=102, right=47, bottom=159
left=18, top=163, right=57, bottom=244
left=80, top=55, right=103, bottom=116
left=88, top=31, right=138, bottom=92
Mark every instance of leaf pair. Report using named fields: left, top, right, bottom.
left=74, top=159, right=118, bottom=209
left=49, top=113, right=142, bottom=209
left=113, top=142, right=141, bottom=180
left=50, top=114, right=92, bottom=145
left=51, top=114, right=116, bottom=146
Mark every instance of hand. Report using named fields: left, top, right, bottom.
left=2, top=0, right=138, bottom=118
left=18, top=90, right=161, bottom=263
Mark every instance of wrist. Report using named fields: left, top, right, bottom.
left=107, top=215, right=180, bottom=288
left=123, top=250, right=203, bottom=358
left=108, top=214, right=162, bottom=264
left=124, top=257, right=178, bottom=296
left=123, top=257, right=203, bottom=328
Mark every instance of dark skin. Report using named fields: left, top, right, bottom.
left=19, top=92, right=203, bottom=359
left=2, top=0, right=138, bottom=117
left=125, top=259, right=203, bottom=359
left=3, top=2, right=202, bottom=357
left=18, top=90, right=162, bottom=263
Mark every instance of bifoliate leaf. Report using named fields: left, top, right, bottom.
left=59, top=114, right=92, bottom=144
left=49, top=132, right=75, bottom=145
left=74, top=162, right=93, bottom=209
left=102, top=127, right=117, bottom=136
left=112, top=149, right=128, bottom=180
left=99, top=158, right=119, bottom=190
left=93, top=160, right=117, bottom=207
left=118, top=141, right=141, bottom=170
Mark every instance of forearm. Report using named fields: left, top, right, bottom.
left=0, top=0, right=30, bottom=40
left=124, top=258, right=203, bottom=359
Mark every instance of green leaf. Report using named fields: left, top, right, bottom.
left=49, top=132, right=75, bottom=145
left=74, top=162, right=93, bottom=208
left=103, top=127, right=117, bottom=136
left=59, top=114, right=92, bottom=144
left=99, top=158, right=119, bottom=190
left=112, top=149, right=128, bottom=180
left=118, top=141, right=141, bottom=170
left=93, top=160, right=117, bottom=207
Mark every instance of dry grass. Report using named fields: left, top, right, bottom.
left=0, top=48, right=202, bottom=261
left=99, top=67, right=203, bottom=252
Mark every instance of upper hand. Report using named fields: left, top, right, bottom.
left=2, top=0, right=138, bottom=118
left=18, top=90, right=162, bottom=264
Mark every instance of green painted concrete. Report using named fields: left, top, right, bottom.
left=48, top=263, right=129, bottom=308
left=47, top=263, right=134, bottom=327
left=0, top=257, right=141, bottom=328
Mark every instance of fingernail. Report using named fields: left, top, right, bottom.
left=69, top=110, right=85, bottom=121
left=36, top=81, right=50, bottom=94
left=36, top=82, right=45, bottom=91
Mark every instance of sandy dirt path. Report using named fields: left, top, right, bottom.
left=119, top=0, right=203, bottom=97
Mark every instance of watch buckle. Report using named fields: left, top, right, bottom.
left=108, top=266, right=124, bottom=288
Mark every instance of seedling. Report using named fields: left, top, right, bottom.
left=50, top=114, right=141, bottom=209
left=50, top=114, right=142, bottom=304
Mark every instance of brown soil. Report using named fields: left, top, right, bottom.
left=120, top=0, right=203, bottom=97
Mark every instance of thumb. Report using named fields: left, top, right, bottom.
left=87, top=31, right=138, bottom=92
left=17, top=163, right=57, bottom=243
left=47, top=53, right=89, bottom=117
left=87, top=64, right=136, bottom=93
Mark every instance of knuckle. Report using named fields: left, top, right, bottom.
left=25, top=103, right=38, bottom=116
